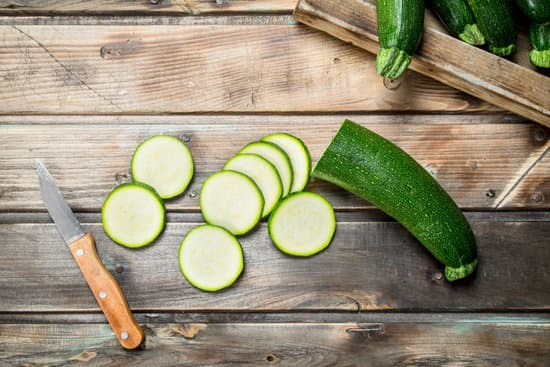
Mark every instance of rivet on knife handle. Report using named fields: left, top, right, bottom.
left=68, top=233, right=145, bottom=350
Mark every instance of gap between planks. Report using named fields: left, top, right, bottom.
left=1, top=312, right=549, bottom=324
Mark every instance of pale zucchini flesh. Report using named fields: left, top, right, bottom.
left=223, top=153, right=282, bottom=218
left=131, top=135, right=194, bottom=199
left=268, top=192, right=336, bottom=257
left=200, top=170, right=264, bottom=236
left=261, top=133, right=311, bottom=193
left=102, top=183, right=165, bottom=248
left=179, top=224, right=244, bottom=292
left=239, top=141, right=293, bottom=198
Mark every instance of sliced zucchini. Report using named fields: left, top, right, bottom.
left=261, top=133, right=311, bottom=193
left=223, top=154, right=282, bottom=218
left=200, top=170, right=264, bottom=235
left=131, top=135, right=194, bottom=199
left=102, top=182, right=165, bottom=248
left=268, top=192, right=336, bottom=257
left=239, top=141, right=293, bottom=198
left=178, top=224, right=244, bottom=292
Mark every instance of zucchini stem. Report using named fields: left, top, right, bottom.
left=376, top=47, right=412, bottom=80
left=445, top=258, right=479, bottom=282
left=530, top=49, right=550, bottom=68
left=488, top=43, right=516, bottom=56
left=458, top=24, right=486, bottom=45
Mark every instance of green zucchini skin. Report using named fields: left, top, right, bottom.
left=515, top=0, right=550, bottom=22
left=529, top=22, right=550, bottom=67
left=376, top=0, right=425, bottom=79
left=312, top=120, right=478, bottom=282
left=466, top=0, right=518, bottom=56
left=430, top=0, right=485, bottom=45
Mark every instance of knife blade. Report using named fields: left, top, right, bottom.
left=37, top=161, right=145, bottom=350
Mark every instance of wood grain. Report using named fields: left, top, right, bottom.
left=1, top=219, right=549, bottom=312
left=0, top=24, right=496, bottom=114
left=294, top=0, right=550, bottom=127
left=1, top=320, right=549, bottom=366
left=0, top=0, right=296, bottom=15
left=497, top=141, right=550, bottom=209
left=1, top=117, right=548, bottom=211
left=68, top=233, right=145, bottom=349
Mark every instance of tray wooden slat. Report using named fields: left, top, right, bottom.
left=0, top=24, right=496, bottom=114
left=1, top=219, right=549, bottom=312
left=294, top=0, right=550, bottom=127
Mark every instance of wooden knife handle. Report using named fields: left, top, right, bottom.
left=68, top=233, right=145, bottom=350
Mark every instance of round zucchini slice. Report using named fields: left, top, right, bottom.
left=178, top=224, right=244, bottom=292
left=223, top=153, right=282, bottom=218
left=200, top=170, right=264, bottom=236
left=131, top=135, right=194, bottom=199
left=239, top=141, right=293, bottom=198
left=268, top=192, right=336, bottom=256
left=261, top=133, right=311, bottom=193
left=102, top=183, right=165, bottom=248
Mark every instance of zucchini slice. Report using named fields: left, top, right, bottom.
left=223, top=154, right=282, bottom=218
left=261, top=133, right=311, bottom=193
left=200, top=170, right=264, bottom=235
left=102, top=182, right=165, bottom=248
left=131, top=135, right=194, bottom=199
left=239, top=141, right=293, bottom=198
left=268, top=192, right=336, bottom=257
left=178, top=224, right=244, bottom=292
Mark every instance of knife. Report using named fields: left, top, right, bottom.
left=37, top=161, right=145, bottom=350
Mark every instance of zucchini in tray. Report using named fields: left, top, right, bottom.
left=376, top=0, right=425, bottom=80
left=312, top=120, right=478, bottom=282
left=466, top=0, right=518, bottom=56
left=515, top=0, right=550, bottom=68
left=430, top=0, right=485, bottom=45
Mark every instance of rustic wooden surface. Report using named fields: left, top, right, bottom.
left=0, top=2, right=549, bottom=366
left=294, top=0, right=550, bottom=127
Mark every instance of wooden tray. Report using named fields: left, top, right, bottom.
left=294, top=0, right=550, bottom=127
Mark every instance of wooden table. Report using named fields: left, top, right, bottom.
left=1, top=1, right=549, bottom=365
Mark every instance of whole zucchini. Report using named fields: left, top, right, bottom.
left=466, top=0, right=518, bottom=56
left=312, top=120, right=478, bottom=282
left=515, top=0, right=550, bottom=68
left=430, top=0, right=485, bottom=45
left=515, top=0, right=550, bottom=23
left=376, top=0, right=425, bottom=80
left=529, top=22, right=550, bottom=67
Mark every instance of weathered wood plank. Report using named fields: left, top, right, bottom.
left=1, top=321, right=549, bottom=366
left=0, top=24, right=497, bottom=114
left=0, top=0, right=296, bottom=15
left=1, top=118, right=548, bottom=211
left=294, top=0, right=550, bottom=127
left=1, top=220, right=548, bottom=312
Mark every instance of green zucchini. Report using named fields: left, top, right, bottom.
left=514, top=0, right=550, bottom=68
left=529, top=22, right=550, bottom=67
left=376, top=0, right=425, bottom=80
left=515, top=0, right=550, bottom=23
left=466, top=0, right=517, bottom=56
left=312, top=120, right=478, bottom=282
left=430, top=0, right=485, bottom=45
